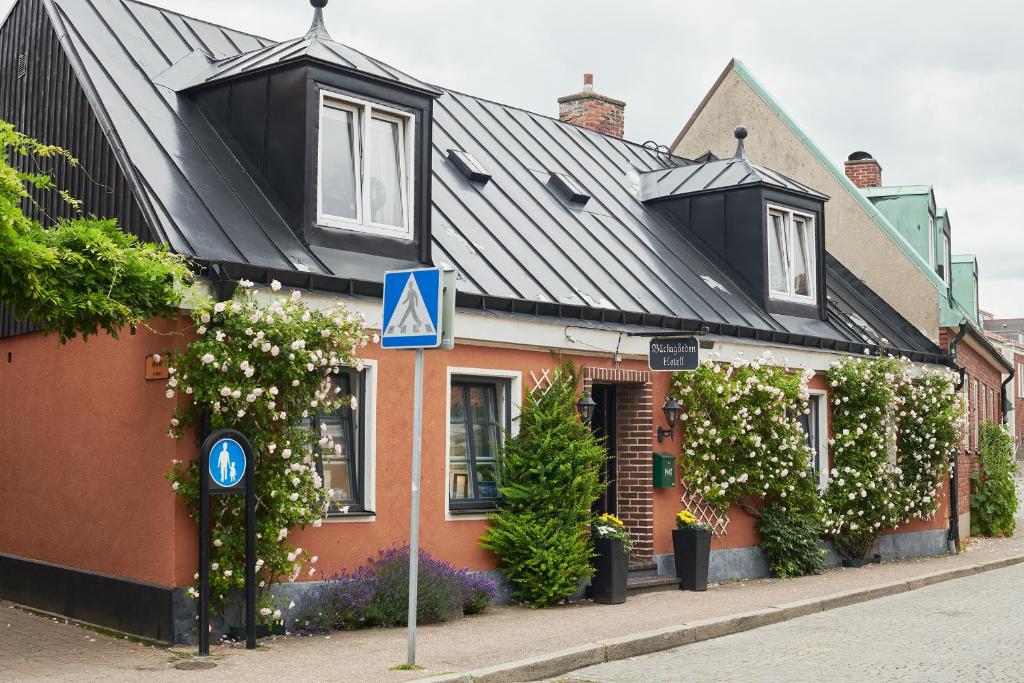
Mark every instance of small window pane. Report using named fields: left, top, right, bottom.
left=367, top=116, right=405, bottom=228
left=450, top=379, right=507, bottom=508
left=321, top=105, right=360, bottom=220
left=790, top=217, right=811, bottom=297
left=768, top=213, right=788, bottom=294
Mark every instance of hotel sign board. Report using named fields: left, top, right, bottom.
left=649, top=337, right=700, bottom=372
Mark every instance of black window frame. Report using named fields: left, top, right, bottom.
left=448, top=375, right=512, bottom=513
left=311, top=368, right=369, bottom=516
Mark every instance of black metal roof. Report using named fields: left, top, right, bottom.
left=641, top=156, right=829, bottom=203
left=23, top=0, right=943, bottom=361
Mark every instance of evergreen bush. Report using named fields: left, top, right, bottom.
left=971, top=423, right=1018, bottom=537
left=757, top=503, right=826, bottom=578
left=480, top=362, right=607, bottom=607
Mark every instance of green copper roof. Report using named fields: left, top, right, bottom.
left=862, top=185, right=933, bottom=198
left=952, top=254, right=977, bottom=263
left=728, top=59, right=947, bottom=294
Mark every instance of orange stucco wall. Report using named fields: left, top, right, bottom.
left=0, top=318, right=196, bottom=586
left=0, top=324, right=949, bottom=590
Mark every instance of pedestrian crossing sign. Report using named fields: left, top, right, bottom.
left=382, top=267, right=443, bottom=349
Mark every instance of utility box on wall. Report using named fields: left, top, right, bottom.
left=652, top=452, right=676, bottom=488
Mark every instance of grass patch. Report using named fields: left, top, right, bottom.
left=390, top=663, right=426, bottom=671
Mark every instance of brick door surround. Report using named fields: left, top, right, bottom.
left=582, top=367, right=653, bottom=566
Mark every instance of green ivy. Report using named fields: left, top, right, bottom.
left=672, top=352, right=822, bottom=577
left=165, top=282, right=369, bottom=621
left=0, top=120, right=192, bottom=342
left=971, top=423, right=1018, bottom=537
left=480, top=361, right=607, bottom=607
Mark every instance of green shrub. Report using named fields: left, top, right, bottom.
left=480, top=361, right=606, bottom=607
left=971, top=423, right=1018, bottom=537
left=757, top=503, right=827, bottom=578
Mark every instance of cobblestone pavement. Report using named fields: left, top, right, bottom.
left=562, top=562, right=1024, bottom=683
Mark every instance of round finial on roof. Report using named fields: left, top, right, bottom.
left=734, top=126, right=748, bottom=140
left=311, top=0, right=328, bottom=7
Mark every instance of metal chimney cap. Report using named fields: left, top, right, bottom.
left=848, top=151, right=874, bottom=161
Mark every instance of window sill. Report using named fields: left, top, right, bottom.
left=448, top=506, right=498, bottom=515
left=322, top=510, right=376, bottom=523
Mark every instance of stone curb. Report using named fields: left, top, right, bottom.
left=419, top=555, right=1024, bottom=683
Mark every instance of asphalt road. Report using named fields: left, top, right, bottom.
left=562, top=562, right=1024, bottom=683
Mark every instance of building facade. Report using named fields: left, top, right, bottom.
left=0, top=0, right=962, bottom=642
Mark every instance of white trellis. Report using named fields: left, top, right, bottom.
left=530, top=368, right=555, bottom=396
left=679, top=480, right=730, bottom=536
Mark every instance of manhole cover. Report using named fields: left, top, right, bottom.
left=175, top=660, right=217, bottom=671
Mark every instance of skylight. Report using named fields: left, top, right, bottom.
left=549, top=172, right=590, bottom=205
left=448, top=149, right=491, bottom=184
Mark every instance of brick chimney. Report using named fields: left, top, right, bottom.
left=558, top=74, right=625, bottom=138
left=844, top=151, right=882, bottom=188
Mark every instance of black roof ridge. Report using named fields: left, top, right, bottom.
left=121, top=1, right=688, bottom=158
left=440, top=86, right=692, bottom=162
left=122, top=0, right=275, bottom=44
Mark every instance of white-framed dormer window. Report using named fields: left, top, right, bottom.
left=942, top=232, right=952, bottom=285
left=767, top=205, right=816, bottom=305
left=927, top=213, right=936, bottom=269
left=317, top=91, right=414, bottom=239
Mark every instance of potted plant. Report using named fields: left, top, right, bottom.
left=673, top=510, right=712, bottom=591
left=590, top=513, right=631, bottom=604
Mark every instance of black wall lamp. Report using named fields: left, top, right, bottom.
left=657, top=397, right=682, bottom=443
left=576, top=392, right=597, bottom=425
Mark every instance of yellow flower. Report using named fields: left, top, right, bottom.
left=598, top=513, right=625, bottom=528
left=676, top=510, right=697, bottom=526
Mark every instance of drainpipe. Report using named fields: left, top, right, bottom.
left=1001, top=368, right=1015, bottom=427
left=947, top=323, right=969, bottom=553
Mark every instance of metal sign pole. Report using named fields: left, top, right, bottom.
left=244, top=449, right=257, bottom=650
left=198, top=448, right=211, bottom=656
left=406, top=347, right=425, bottom=666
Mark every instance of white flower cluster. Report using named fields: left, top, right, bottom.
left=674, top=350, right=818, bottom=516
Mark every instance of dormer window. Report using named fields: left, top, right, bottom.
left=317, top=91, right=413, bottom=239
left=767, top=205, right=816, bottom=304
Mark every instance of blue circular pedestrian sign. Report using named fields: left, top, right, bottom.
left=208, top=438, right=247, bottom=488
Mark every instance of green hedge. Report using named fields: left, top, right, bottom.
left=970, top=423, right=1018, bottom=537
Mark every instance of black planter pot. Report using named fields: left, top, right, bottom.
left=591, top=533, right=628, bottom=604
left=673, top=528, right=712, bottom=591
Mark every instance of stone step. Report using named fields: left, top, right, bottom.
left=626, top=575, right=679, bottom=595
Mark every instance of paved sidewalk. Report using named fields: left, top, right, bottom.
left=2, top=529, right=1023, bottom=682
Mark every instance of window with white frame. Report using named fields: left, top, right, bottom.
left=448, top=374, right=514, bottom=512
left=798, top=392, right=829, bottom=490
left=317, top=92, right=413, bottom=239
left=927, top=213, right=936, bottom=269
left=304, top=363, right=376, bottom=515
left=941, top=232, right=952, bottom=285
left=767, top=206, right=816, bottom=304
left=971, top=379, right=979, bottom=450
left=963, top=381, right=970, bottom=450
left=1018, top=363, right=1024, bottom=399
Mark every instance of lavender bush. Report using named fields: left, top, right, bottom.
left=294, top=546, right=496, bottom=633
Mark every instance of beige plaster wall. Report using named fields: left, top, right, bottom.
left=672, top=68, right=940, bottom=341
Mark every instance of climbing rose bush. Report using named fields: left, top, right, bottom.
left=165, top=280, right=370, bottom=619
left=823, top=356, right=961, bottom=559
left=672, top=351, right=821, bottom=514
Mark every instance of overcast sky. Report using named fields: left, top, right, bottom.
left=4, top=0, right=1021, bottom=316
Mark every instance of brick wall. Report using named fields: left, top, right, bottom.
left=939, top=328, right=1006, bottom=528
left=582, top=367, right=653, bottom=566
